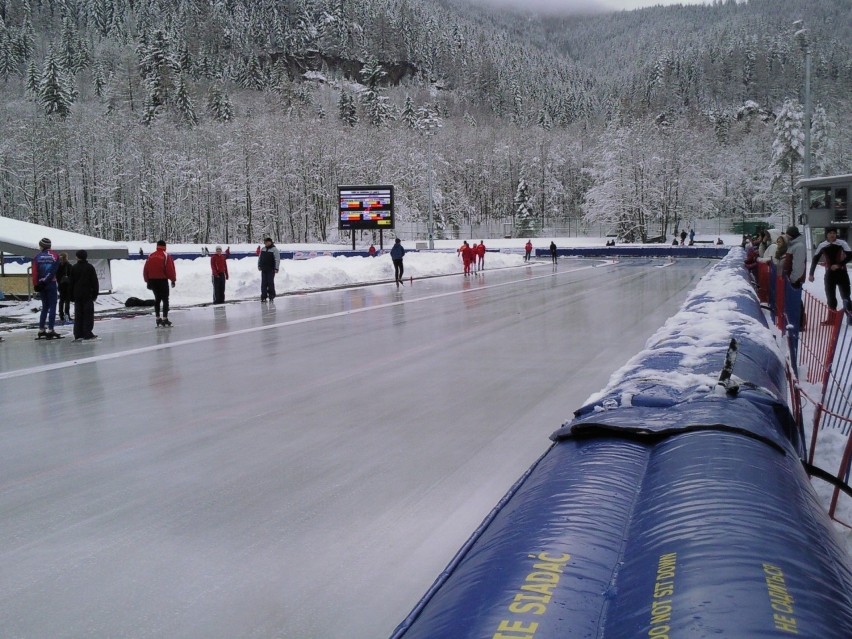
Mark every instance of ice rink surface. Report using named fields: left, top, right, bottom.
left=0, top=258, right=713, bottom=638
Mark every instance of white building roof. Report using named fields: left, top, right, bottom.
left=0, top=216, right=129, bottom=260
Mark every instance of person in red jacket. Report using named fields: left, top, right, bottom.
left=524, top=240, right=533, bottom=262
left=143, top=240, right=177, bottom=327
left=459, top=241, right=474, bottom=276
left=475, top=241, right=486, bottom=271
left=210, top=245, right=229, bottom=304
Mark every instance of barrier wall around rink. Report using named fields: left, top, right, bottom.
left=390, top=248, right=852, bottom=639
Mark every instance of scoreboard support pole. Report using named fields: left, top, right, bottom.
left=352, top=232, right=356, bottom=252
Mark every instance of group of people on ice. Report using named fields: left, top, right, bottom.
left=31, top=237, right=99, bottom=341
left=457, top=241, right=487, bottom=275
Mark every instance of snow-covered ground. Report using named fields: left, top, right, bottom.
left=2, top=233, right=849, bottom=553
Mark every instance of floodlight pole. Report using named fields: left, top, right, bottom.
left=794, top=22, right=813, bottom=252
left=427, top=132, right=434, bottom=250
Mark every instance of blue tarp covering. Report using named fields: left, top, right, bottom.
left=391, top=251, right=852, bottom=639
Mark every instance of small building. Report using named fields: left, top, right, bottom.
left=0, top=216, right=129, bottom=298
left=796, top=173, right=851, bottom=242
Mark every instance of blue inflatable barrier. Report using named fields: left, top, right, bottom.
left=391, top=250, right=852, bottom=638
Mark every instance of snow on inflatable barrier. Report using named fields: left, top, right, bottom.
left=390, top=249, right=852, bottom=639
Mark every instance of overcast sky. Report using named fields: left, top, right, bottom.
left=465, top=0, right=710, bottom=14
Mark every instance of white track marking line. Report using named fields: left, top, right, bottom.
left=0, top=264, right=605, bottom=380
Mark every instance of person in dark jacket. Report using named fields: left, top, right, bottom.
left=808, top=227, right=852, bottom=321
left=70, top=250, right=99, bottom=340
left=390, top=238, right=405, bottom=285
left=32, top=237, right=60, bottom=339
left=258, top=237, right=280, bottom=301
left=210, top=245, right=229, bottom=303
left=143, top=240, right=177, bottom=326
left=56, top=252, right=73, bottom=322
left=549, top=241, right=557, bottom=264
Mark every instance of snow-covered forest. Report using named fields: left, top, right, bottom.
left=0, top=0, right=849, bottom=243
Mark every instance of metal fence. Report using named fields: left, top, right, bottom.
left=755, top=261, right=852, bottom=527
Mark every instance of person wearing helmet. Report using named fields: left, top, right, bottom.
left=32, top=237, right=61, bottom=339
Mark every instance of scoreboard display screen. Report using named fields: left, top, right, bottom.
left=338, top=185, right=394, bottom=230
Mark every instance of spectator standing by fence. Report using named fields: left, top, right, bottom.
left=809, top=227, right=852, bottom=321
left=210, top=246, right=228, bottom=304
left=783, top=226, right=807, bottom=288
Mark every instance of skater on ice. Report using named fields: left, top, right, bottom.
left=143, top=240, right=177, bottom=327
left=258, top=237, right=280, bottom=302
left=32, top=237, right=61, bottom=340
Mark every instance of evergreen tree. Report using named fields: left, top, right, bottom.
left=401, top=95, right=417, bottom=129
left=770, top=98, right=805, bottom=223
left=175, top=74, right=197, bottom=126
left=91, top=0, right=115, bottom=37
left=415, top=105, right=442, bottom=135
left=514, top=178, right=537, bottom=236
left=39, top=47, right=76, bottom=118
left=93, top=60, right=106, bottom=97
left=138, top=29, right=177, bottom=102
left=25, top=58, right=38, bottom=96
left=207, top=85, right=233, bottom=122
left=511, top=81, right=524, bottom=126
left=0, top=28, right=15, bottom=79
left=337, top=90, right=357, bottom=127
left=59, top=17, right=81, bottom=74
left=16, top=15, right=35, bottom=61
left=359, top=60, right=393, bottom=127
left=239, top=54, right=266, bottom=90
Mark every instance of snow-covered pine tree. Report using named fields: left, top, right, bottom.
left=402, top=96, right=417, bottom=129
left=359, top=59, right=393, bottom=127
left=514, top=178, right=537, bottom=236
left=25, top=58, right=38, bottom=96
left=0, top=27, right=16, bottom=79
left=207, top=85, right=233, bottom=122
left=175, top=75, right=197, bottom=126
left=770, top=98, right=805, bottom=224
left=93, top=60, right=106, bottom=97
left=239, top=54, right=266, bottom=91
left=337, top=90, right=357, bottom=127
left=39, top=47, right=76, bottom=118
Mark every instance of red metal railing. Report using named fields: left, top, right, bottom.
left=757, top=266, right=851, bottom=528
